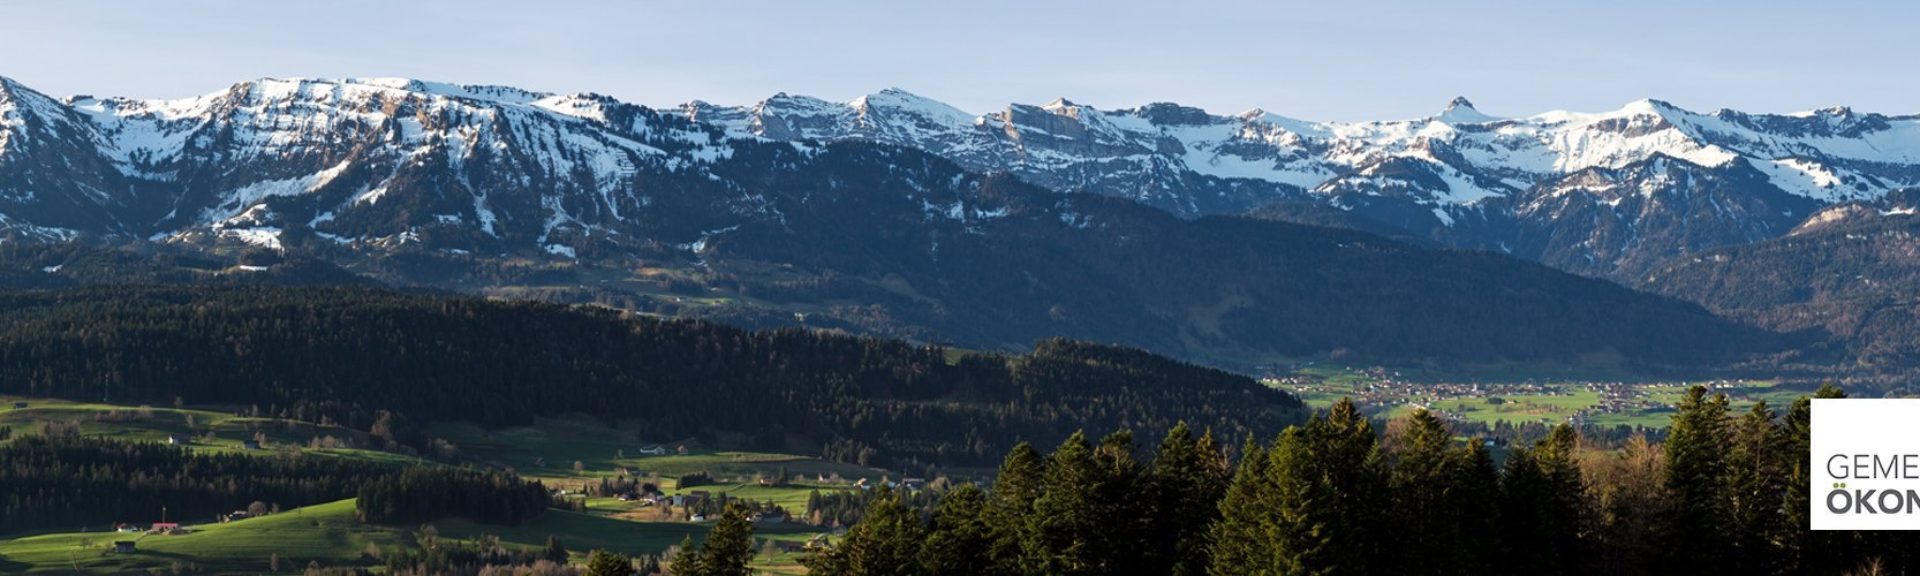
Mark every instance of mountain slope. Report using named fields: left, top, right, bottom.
left=0, top=76, right=1813, bottom=369
left=693, top=91, right=1920, bottom=280
left=0, top=284, right=1303, bottom=467
left=1641, top=195, right=1920, bottom=368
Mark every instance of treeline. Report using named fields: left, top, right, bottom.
left=0, top=435, right=387, bottom=532
left=805, top=385, right=1920, bottom=575
left=805, top=486, right=942, bottom=528
left=356, top=468, right=549, bottom=525
left=0, top=284, right=1302, bottom=467
left=0, top=434, right=551, bottom=533
left=1642, top=215, right=1920, bottom=370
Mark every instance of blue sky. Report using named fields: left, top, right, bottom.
left=1, top=0, right=1910, bottom=121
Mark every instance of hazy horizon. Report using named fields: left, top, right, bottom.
left=2, top=0, right=1914, bottom=121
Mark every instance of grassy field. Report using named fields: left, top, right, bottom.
left=0, top=499, right=400, bottom=574
left=0, top=497, right=823, bottom=574
left=1, top=397, right=853, bottom=574
left=0, top=396, right=433, bottom=466
left=1282, top=367, right=1811, bottom=429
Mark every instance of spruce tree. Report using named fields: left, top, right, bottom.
left=1779, top=383, right=1849, bottom=574
left=699, top=502, right=758, bottom=576
left=1725, top=400, right=1785, bottom=574
left=981, top=441, right=1043, bottom=575
left=1662, top=385, right=1732, bottom=573
left=921, top=483, right=992, bottom=576
left=1497, top=424, right=1584, bottom=575
left=1208, top=437, right=1274, bottom=576
left=585, top=549, right=636, bottom=576
left=1387, top=409, right=1469, bottom=575
left=1025, top=431, right=1104, bottom=575
left=1091, top=429, right=1148, bottom=573
left=1222, top=398, right=1389, bottom=575
left=670, top=535, right=705, bottom=576
left=1147, top=422, right=1230, bottom=576
left=1450, top=436, right=1500, bottom=574
left=804, top=486, right=923, bottom=576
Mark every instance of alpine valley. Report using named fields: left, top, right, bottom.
left=4, top=75, right=1916, bottom=374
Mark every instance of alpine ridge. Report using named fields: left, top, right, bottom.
left=0, top=75, right=1851, bottom=370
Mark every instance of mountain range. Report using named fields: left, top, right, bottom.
left=8, top=75, right=1912, bottom=372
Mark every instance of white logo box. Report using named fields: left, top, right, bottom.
left=1812, top=398, right=1920, bottom=530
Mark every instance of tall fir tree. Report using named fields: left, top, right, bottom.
left=921, top=483, right=993, bottom=576
left=1208, top=437, right=1274, bottom=576
left=1222, top=398, right=1389, bottom=575
left=1146, top=422, right=1230, bottom=576
left=1025, top=430, right=1105, bottom=575
left=1662, top=385, right=1732, bottom=573
left=694, top=502, right=757, bottom=576
left=1725, top=400, right=1785, bottom=574
left=1497, top=423, right=1584, bottom=575
left=803, top=486, right=923, bottom=576
left=981, top=441, right=1043, bottom=576
left=670, top=535, right=704, bottom=576
left=1386, top=409, right=1476, bottom=576
left=1450, top=436, right=1500, bottom=574
left=585, top=549, right=636, bottom=576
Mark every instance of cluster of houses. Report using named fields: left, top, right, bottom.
left=1273, top=373, right=1761, bottom=427
left=112, top=521, right=185, bottom=535
left=107, top=521, right=191, bottom=554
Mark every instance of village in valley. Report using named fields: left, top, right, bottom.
left=1268, top=364, right=1808, bottom=430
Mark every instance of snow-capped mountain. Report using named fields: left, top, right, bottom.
left=3, top=75, right=1918, bottom=283
left=0, top=75, right=1815, bottom=369
left=692, top=91, right=1920, bottom=279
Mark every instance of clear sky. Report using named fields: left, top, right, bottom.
left=1, top=0, right=1910, bottom=121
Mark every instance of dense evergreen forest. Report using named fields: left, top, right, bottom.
left=0, top=435, right=538, bottom=533
left=355, top=468, right=550, bottom=526
left=1643, top=215, right=1920, bottom=371
left=802, top=385, right=1916, bottom=576
left=0, top=284, right=1302, bottom=468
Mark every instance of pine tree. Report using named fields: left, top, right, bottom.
left=1387, top=409, right=1472, bottom=575
left=921, top=483, right=992, bottom=576
left=699, top=502, right=758, bottom=576
left=803, top=486, right=922, bottom=576
left=585, top=549, right=636, bottom=576
left=544, top=535, right=569, bottom=564
left=1726, top=400, right=1785, bottom=574
left=1662, top=385, right=1732, bottom=573
left=1497, top=423, right=1584, bottom=575
left=670, top=535, right=705, bottom=576
left=1779, top=383, right=1849, bottom=574
left=1450, top=436, right=1500, bottom=574
left=1146, top=422, right=1230, bottom=576
left=1025, top=430, right=1104, bottom=575
left=1217, top=399, right=1389, bottom=576
left=1285, top=398, right=1389, bottom=575
left=1090, top=429, right=1148, bottom=573
left=1208, top=437, right=1273, bottom=576
left=981, top=441, right=1043, bottom=576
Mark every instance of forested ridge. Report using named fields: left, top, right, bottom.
left=803, top=385, right=1917, bottom=576
left=1643, top=214, right=1920, bottom=369
left=0, top=284, right=1302, bottom=468
left=0, top=434, right=549, bottom=534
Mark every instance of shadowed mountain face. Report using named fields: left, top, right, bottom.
left=0, top=77, right=1817, bottom=370
left=1640, top=194, right=1920, bottom=368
